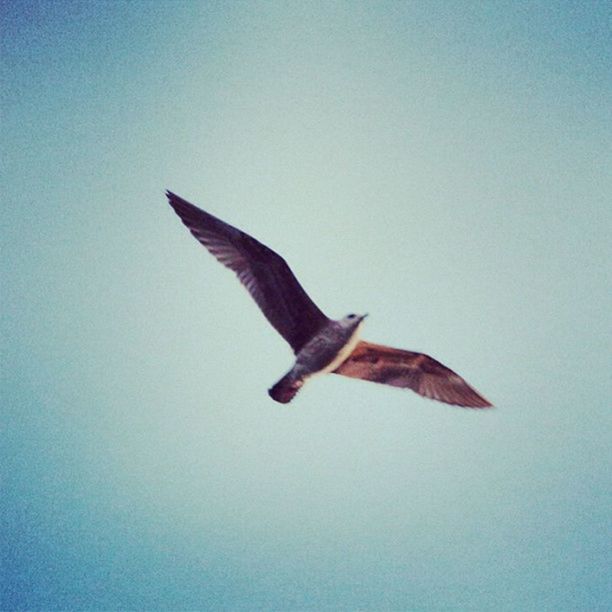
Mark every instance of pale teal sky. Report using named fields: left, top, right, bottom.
left=2, top=1, right=611, bottom=610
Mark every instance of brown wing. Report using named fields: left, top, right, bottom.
left=167, top=191, right=329, bottom=353
left=334, top=340, right=492, bottom=408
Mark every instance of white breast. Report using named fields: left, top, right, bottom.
left=318, top=322, right=364, bottom=375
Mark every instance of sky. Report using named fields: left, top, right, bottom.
left=2, top=1, right=611, bottom=610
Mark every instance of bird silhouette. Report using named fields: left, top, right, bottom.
left=167, top=191, right=492, bottom=408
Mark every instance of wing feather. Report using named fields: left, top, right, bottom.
left=167, top=191, right=329, bottom=353
left=334, top=340, right=492, bottom=409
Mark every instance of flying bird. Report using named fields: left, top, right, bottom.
left=166, top=191, right=492, bottom=408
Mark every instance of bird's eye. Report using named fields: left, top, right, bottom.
left=348, top=314, right=356, bottom=319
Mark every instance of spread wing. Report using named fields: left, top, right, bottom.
left=334, top=340, right=492, bottom=408
left=167, top=191, right=329, bottom=353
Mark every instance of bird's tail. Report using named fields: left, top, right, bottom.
left=268, top=370, right=304, bottom=404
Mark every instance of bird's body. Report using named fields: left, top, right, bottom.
left=166, top=191, right=492, bottom=409
left=270, top=317, right=365, bottom=403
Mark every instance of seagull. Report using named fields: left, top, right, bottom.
left=166, top=191, right=492, bottom=408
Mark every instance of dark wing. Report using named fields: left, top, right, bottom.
left=166, top=191, right=329, bottom=353
left=334, top=340, right=492, bottom=408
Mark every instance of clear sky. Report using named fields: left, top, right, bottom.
left=2, top=1, right=611, bottom=610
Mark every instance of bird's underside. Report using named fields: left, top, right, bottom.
left=166, top=190, right=492, bottom=409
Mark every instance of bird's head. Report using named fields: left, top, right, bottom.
left=340, top=313, right=368, bottom=329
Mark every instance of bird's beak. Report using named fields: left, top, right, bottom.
left=361, top=313, right=369, bottom=321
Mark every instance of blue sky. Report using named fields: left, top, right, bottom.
left=2, top=1, right=611, bottom=609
